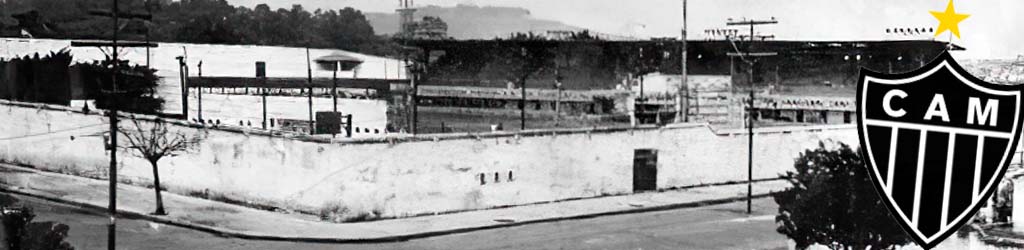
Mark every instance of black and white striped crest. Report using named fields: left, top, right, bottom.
left=857, top=51, right=1024, bottom=249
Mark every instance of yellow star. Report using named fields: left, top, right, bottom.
left=930, top=0, right=970, bottom=39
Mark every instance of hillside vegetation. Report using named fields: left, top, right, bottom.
left=0, top=0, right=400, bottom=56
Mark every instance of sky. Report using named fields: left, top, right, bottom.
left=226, top=0, right=1024, bottom=59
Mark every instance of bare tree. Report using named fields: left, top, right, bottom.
left=119, top=118, right=202, bottom=215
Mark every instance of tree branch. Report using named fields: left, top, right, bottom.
left=119, top=118, right=202, bottom=166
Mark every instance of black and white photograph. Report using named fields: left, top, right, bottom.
left=0, top=0, right=1023, bottom=249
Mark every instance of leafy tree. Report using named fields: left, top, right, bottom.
left=79, top=58, right=164, bottom=115
left=0, top=49, right=162, bottom=113
left=503, top=44, right=554, bottom=89
left=504, top=41, right=554, bottom=129
left=315, top=7, right=379, bottom=52
left=0, top=194, right=75, bottom=250
left=773, top=142, right=911, bottom=250
left=0, top=49, right=72, bottom=105
left=19, top=222, right=74, bottom=250
left=483, top=33, right=556, bottom=88
left=1, top=0, right=400, bottom=56
left=119, top=118, right=203, bottom=215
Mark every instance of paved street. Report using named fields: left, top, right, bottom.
left=0, top=163, right=790, bottom=242
left=11, top=192, right=790, bottom=250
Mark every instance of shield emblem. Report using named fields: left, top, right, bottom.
left=857, top=51, right=1024, bottom=249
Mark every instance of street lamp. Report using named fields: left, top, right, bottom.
left=315, top=53, right=365, bottom=113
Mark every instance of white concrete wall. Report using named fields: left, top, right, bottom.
left=0, top=100, right=858, bottom=219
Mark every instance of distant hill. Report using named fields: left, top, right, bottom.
left=365, top=4, right=584, bottom=39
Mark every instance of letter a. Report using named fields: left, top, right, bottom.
left=924, top=94, right=950, bottom=122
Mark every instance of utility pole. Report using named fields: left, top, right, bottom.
left=108, top=1, right=119, bottom=248
left=402, top=46, right=419, bottom=135
left=79, top=3, right=158, bottom=249
left=332, top=63, right=338, bottom=114
left=261, top=81, right=267, bottom=129
left=726, top=17, right=777, bottom=215
left=71, top=18, right=157, bottom=250
left=638, top=47, right=645, bottom=100
left=256, top=62, right=267, bottom=129
left=306, top=48, right=314, bottom=133
left=182, top=47, right=189, bottom=121
left=554, top=62, right=563, bottom=127
left=197, top=61, right=203, bottom=122
left=410, top=49, right=427, bottom=135
left=398, top=0, right=420, bottom=134
left=176, top=56, right=188, bottom=121
left=520, top=76, right=527, bottom=130
left=678, top=0, right=689, bottom=123
left=331, top=62, right=338, bottom=138
left=412, top=65, right=420, bottom=134
left=409, top=62, right=418, bottom=134
left=519, top=47, right=527, bottom=131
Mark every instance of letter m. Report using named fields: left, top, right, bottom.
left=968, top=97, right=999, bottom=126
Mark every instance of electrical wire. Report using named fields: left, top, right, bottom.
left=0, top=123, right=108, bottom=141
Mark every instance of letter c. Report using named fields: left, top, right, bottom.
left=883, top=89, right=907, bottom=118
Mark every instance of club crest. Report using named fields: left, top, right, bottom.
left=857, top=51, right=1024, bottom=249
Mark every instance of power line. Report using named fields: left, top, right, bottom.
left=0, top=123, right=108, bottom=141
left=726, top=17, right=778, bottom=215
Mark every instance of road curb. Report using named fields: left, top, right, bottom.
left=0, top=184, right=780, bottom=243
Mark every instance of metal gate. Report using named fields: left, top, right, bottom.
left=633, top=149, right=658, bottom=192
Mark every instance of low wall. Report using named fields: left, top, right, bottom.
left=0, top=100, right=858, bottom=220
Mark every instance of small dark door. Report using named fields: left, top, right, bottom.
left=633, top=149, right=658, bottom=192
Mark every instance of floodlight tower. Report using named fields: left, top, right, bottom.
left=397, top=0, right=417, bottom=39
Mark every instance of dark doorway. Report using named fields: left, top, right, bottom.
left=633, top=149, right=658, bottom=192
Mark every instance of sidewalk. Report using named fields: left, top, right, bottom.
left=0, top=163, right=790, bottom=242
left=976, top=224, right=1024, bottom=248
